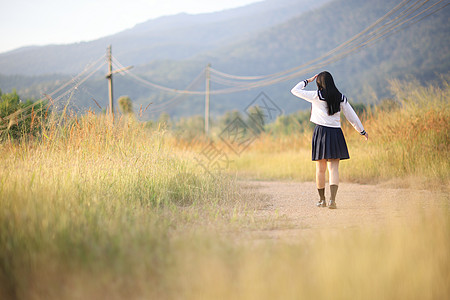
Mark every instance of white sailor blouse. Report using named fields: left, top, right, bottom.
left=291, top=80, right=366, bottom=135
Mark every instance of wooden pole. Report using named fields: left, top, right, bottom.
left=106, top=45, right=114, bottom=119
left=105, top=46, right=132, bottom=121
left=205, top=63, right=211, bottom=135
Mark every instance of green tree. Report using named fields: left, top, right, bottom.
left=220, top=110, right=244, bottom=130
left=267, top=110, right=314, bottom=136
left=118, top=96, right=133, bottom=115
left=246, top=106, right=265, bottom=135
left=175, top=115, right=205, bottom=140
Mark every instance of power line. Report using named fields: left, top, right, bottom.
left=113, top=56, right=206, bottom=95
left=209, top=73, right=253, bottom=87
left=112, top=0, right=445, bottom=97
left=209, top=67, right=276, bottom=80
left=111, top=58, right=206, bottom=113
left=0, top=55, right=105, bottom=123
left=111, top=56, right=206, bottom=113
left=0, top=59, right=106, bottom=132
left=40, top=54, right=106, bottom=103
left=140, top=69, right=206, bottom=114
left=206, top=0, right=448, bottom=93
left=208, top=0, right=415, bottom=81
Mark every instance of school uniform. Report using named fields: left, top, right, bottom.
left=291, top=80, right=366, bottom=161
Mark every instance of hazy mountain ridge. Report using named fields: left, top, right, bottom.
left=0, top=0, right=448, bottom=120
left=0, top=0, right=328, bottom=75
left=128, top=0, right=449, bottom=118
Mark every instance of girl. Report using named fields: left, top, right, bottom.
left=291, top=71, right=368, bottom=209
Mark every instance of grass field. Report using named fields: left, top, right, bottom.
left=0, top=80, right=449, bottom=299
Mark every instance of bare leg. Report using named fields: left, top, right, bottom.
left=316, top=159, right=327, bottom=189
left=327, top=159, right=340, bottom=186
left=327, top=159, right=340, bottom=209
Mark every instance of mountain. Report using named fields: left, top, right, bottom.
left=1, top=0, right=448, bottom=121
left=0, top=0, right=328, bottom=75
left=119, top=0, right=449, bottom=119
left=196, top=0, right=450, bottom=111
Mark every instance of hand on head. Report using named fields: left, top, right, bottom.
left=307, top=74, right=318, bottom=83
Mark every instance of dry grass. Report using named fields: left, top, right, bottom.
left=0, top=80, right=449, bottom=299
left=0, top=114, right=241, bottom=299
left=231, top=79, right=450, bottom=189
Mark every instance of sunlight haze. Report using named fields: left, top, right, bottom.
left=0, top=0, right=261, bottom=53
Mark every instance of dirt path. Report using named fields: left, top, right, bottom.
left=240, top=181, right=446, bottom=240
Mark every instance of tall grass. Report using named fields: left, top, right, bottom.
left=0, top=113, right=239, bottom=299
left=233, top=79, right=450, bottom=188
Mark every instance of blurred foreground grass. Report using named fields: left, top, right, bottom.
left=176, top=206, right=449, bottom=300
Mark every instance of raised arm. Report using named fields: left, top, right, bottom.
left=291, top=76, right=318, bottom=103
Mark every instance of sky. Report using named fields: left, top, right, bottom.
left=0, top=0, right=261, bottom=54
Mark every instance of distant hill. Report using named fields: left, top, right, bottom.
left=122, top=0, right=449, bottom=119
left=196, top=0, right=450, bottom=112
left=0, top=0, right=448, bottom=120
left=0, top=0, right=328, bottom=75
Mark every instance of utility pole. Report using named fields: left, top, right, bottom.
left=205, top=63, right=211, bottom=135
left=106, top=45, right=114, bottom=119
left=105, top=45, right=133, bottom=120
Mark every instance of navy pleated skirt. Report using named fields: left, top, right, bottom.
left=312, top=125, right=349, bottom=161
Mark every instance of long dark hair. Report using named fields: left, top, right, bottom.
left=316, top=71, right=342, bottom=115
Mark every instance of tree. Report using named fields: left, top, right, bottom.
left=220, top=110, right=244, bottom=130
left=246, top=105, right=266, bottom=135
left=118, top=96, right=133, bottom=115
left=174, top=115, right=205, bottom=141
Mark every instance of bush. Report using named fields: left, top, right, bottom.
left=0, top=90, right=47, bottom=141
